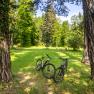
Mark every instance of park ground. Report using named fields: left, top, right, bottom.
left=0, top=47, right=94, bottom=94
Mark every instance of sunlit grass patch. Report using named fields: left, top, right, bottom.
left=10, top=47, right=94, bottom=94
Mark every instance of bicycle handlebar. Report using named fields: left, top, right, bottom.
left=45, top=54, right=51, bottom=59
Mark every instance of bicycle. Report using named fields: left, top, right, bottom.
left=53, top=58, right=68, bottom=83
left=36, top=54, right=55, bottom=79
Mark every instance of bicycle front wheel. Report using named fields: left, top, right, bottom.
left=42, top=63, right=55, bottom=79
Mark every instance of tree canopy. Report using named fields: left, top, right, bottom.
left=33, top=0, right=82, bottom=16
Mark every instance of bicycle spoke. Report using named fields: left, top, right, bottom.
left=42, top=64, right=55, bottom=79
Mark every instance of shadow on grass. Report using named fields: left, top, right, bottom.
left=10, top=47, right=94, bottom=94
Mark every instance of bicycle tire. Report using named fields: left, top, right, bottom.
left=42, top=63, right=55, bottom=79
left=54, top=68, right=64, bottom=83
left=36, top=59, right=42, bottom=71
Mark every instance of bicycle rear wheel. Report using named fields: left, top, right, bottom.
left=54, top=68, right=64, bottom=83
left=42, top=63, right=55, bottom=79
left=36, top=59, right=42, bottom=71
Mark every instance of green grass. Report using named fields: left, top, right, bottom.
left=6, top=47, right=94, bottom=94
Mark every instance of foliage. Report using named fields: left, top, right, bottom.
left=66, top=13, right=84, bottom=50
left=16, top=0, right=38, bottom=46
left=33, top=0, right=82, bottom=16
left=0, top=0, right=9, bottom=35
left=60, top=21, right=69, bottom=46
left=41, top=5, right=57, bottom=47
left=66, top=31, right=82, bottom=50
left=52, top=20, right=62, bottom=47
left=34, top=17, right=43, bottom=45
left=8, top=0, right=84, bottom=49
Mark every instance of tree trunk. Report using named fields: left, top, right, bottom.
left=0, top=40, right=12, bottom=82
left=0, top=0, right=12, bottom=82
left=81, top=32, right=90, bottom=65
left=82, top=0, right=94, bottom=79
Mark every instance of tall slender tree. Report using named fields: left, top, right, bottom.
left=82, top=0, right=94, bottom=79
left=41, top=4, right=56, bottom=46
left=0, top=0, right=12, bottom=82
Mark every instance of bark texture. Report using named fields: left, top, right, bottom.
left=82, top=33, right=90, bottom=64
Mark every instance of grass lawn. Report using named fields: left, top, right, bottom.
left=1, top=47, right=94, bottom=94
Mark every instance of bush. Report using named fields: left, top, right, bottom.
left=66, top=33, right=83, bottom=51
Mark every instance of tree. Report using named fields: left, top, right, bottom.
left=61, top=21, right=69, bottom=46
left=35, top=17, right=43, bottom=45
left=41, top=4, right=56, bottom=47
left=0, top=0, right=12, bottom=82
left=68, top=14, right=83, bottom=50
left=52, top=20, right=62, bottom=47
left=17, top=0, right=38, bottom=46
left=82, top=0, right=94, bottom=79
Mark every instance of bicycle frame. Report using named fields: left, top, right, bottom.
left=41, top=58, right=50, bottom=67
